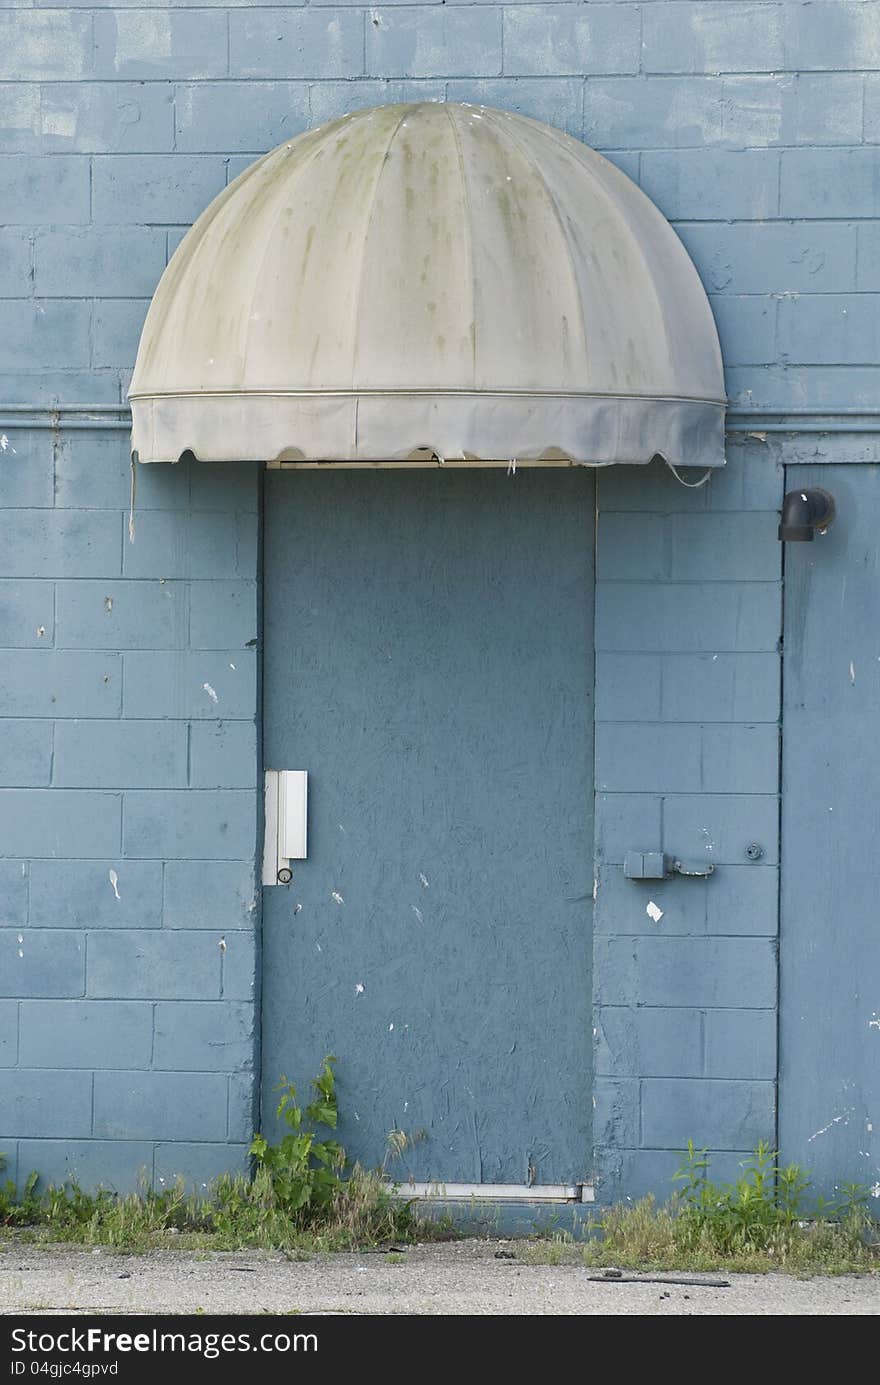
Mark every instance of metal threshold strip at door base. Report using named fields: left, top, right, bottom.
left=389, top=1183, right=595, bottom=1204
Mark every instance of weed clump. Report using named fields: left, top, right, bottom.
left=0, top=1058, right=434, bottom=1253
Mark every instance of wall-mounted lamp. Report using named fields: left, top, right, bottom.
left=779, top=488, right=836, bottom=542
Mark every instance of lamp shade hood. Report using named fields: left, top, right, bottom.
left=129, top=102, right=726, bottom=467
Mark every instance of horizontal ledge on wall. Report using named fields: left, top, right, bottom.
left=1, top=406, right=880, bottom=437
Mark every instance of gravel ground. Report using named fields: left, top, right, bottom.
left=1, top=1241, right=878, bottom=1315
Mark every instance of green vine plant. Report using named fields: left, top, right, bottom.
left=249, top=1057, right=346, bottom=1217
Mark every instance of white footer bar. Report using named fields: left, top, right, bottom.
left=390, top=1182, right=594, bottom=1204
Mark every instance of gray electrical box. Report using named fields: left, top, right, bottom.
left=623, top=851, right=667, bottom=880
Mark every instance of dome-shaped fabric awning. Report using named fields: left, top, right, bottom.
left=130, top=102, right=725, bottom=467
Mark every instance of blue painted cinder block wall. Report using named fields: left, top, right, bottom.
left=1, top=1, right=877, bottom=1200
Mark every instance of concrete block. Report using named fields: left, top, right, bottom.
left=0, top=721, right=52, bottom=787
left=189, top=581, right=257, bottom=650
left=227, top=1072, right=255, bottom=1141
left=778, top=294, right=880, bottom=366
left=662, top=653, right=780, bottom=723
left=0, top=1145, right=17, bottom=1187
left=594, top=792, right=662, bottom=865
left=35, top=227, right=167, bottom=298
left=93, top=1072, right=229, bottom=1141
left=709, top=296, right=778, bottom=367
left=595, top=862, right=779, bottom=937
left=793, top=72, right=865, bottom=145
left=594, top=935, right=777, bottom=1009
left=366, top=8, right=501, bottom=78
left=0, top=302, right=90, bottom=371
left=0, top=369, right=119, bottom=408
left=122, top=511, right=241, bottom=580
left=857, top=224, right=880, bottom=290
left=782, top=149, right=880, bottom=218
left=0, top=11, right=92, bottom=80
left=153, top=1001, right=254, bottom=1073
left=0, top=85, right=41, bottom=155
left=0, top=1070, right=92, bottom=1139
left=704, top=1009, right=776, bottom=1081
left=53, top=432, right=127, bottom=509
left=56, top=579, right=188, bottom=650
left=93, top=299, right=149, bottom=369
left=0, top=155, right=90, bottom=225
left=596, top=1006, right=776, bottom=1081
left=94, top=10, right=228, bottom=80
left=641, top=1077, right=775, bottom=1151
left=596, top=723, right=779, bottom=795
left=122, top=650, right=256, bottom=719
left=0, top=862, right=28, bottom=927
left=0, top=227, right=32, bottom=297
left=29, top=859, right=163, bottom=929
left=54, top=720, right=187, bottom=790
left=593, top=1077, right=639, bottom=1147
left=584, top=76, right=722, bottom=149
left=19, top=1000, right=153, bottom=1069
left=663, top=792, right=779, bottom=866
left=230, top=10, right=365, bottom=79
left=175, top=81, right=310, bottom=153
left=642, top=149, right=780, bottom=221
left=0, top=511, right=121, bottom=579
left=642, top=2, right=784, bottom=74
left=672, top=221, right=858, bottom=296
left=153, top=1142, right=250, bottom=1191
left=0, top=930, right=84, bottom=999
left=0, top=431, right=55, bottom=509
left=92, top=155, right=228, bottom=226
left=18, top=1139, right=153, bottom=1193
left=594, top=1145, right=752, bottom=1204
left=163, top=860, right=257, bottom=931
left=596, top=1006, right=704, bottom=1080
left=0, top=790, right=121, bottom=859
left=189, top=721, right=257, bottom=789
left=596, top=582, right=781, bottom=652
left=597, top=511, right=780, bottom=581
left=446, top=78, right=584, bottom=136
left=0, top=1001, right=17, bottom=1066
left=503, top=5, right=639, bottom=77
left=123, top=790, right=255, bottom=861
left=0, top=582, right=53, bottom=646
left=717, top=74, right=791, bottom=148
left=41, top=82, right=175, bottom=153
left=727, top=364, right=880, bottom=411
left=308, top=79, right=446, bottom=125
left=0, top=652, right=122, bottom=718
left=787, top=0, right=880, bottom=71
left=596, top=651, right=780, bottom=724
left=220, top=931, right=257, bottom=1000
left=594, top=654, right=662, bottom=722
left=87, top=931, right=220, bottom=1000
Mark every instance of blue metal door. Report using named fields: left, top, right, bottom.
left=780, top=464, right=880, bottom=1196
left=261, top=468, right=595, bottom=1184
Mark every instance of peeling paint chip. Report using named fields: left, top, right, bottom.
left=203, top=682, right=219, bottom=703
left=646, top=900, right=664, bottom=924
left=355, top=981, right=365, bottom=995
left=108, top=869, right=121, bottom=900
left=331, top=890, right=345, bottom=905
